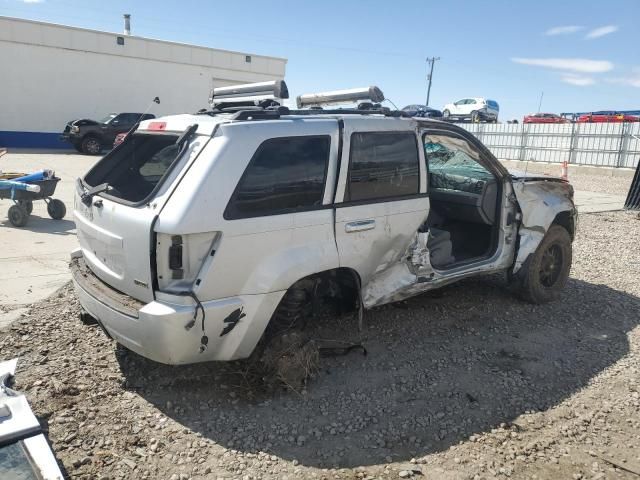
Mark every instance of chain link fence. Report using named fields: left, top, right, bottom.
left=461, top=122, right=640, bottom=168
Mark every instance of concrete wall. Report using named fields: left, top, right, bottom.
left=0, top=16, right=287, bottom=148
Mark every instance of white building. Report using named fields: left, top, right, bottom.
left=0, top=16, right=287, bottom=148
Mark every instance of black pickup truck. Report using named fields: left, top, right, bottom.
left=61, top=112, right=155, bottom=154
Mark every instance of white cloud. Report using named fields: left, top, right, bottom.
left=585, top=25, right=618, bottom=39
left=606, top=68, right=640, bottom=88
left=561, top=74, right=595, bottom=86
left=544, top=25, right=583, bottom=36
left=511, top=57, right=614, bottom=73
left=20, top=0, right=44, bottom=3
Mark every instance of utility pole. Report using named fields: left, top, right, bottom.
left=425, top=56, right=440, bottom=106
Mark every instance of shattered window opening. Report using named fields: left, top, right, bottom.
left=84, top=133, right=181, bottom=203
left=424, top=134, right=494, bottom=186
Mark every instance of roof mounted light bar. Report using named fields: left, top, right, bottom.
left=296, top=86, right=385, bottom=108
left=210, top=80, right=289, bottom=107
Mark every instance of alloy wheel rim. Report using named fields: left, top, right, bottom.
left=87, top=139, right=100, bottom=154
left=539, top=244, right=563, bottom=287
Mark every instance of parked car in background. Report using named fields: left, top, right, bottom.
left=442, top=98, right=499, bottom=123
left=523, top=113, right=570, bottom=124
left=577, top=111, right=640, bottom=123
left=113, top=132, right=128, bottom=149
left=401, top=104, right=443, bottom=118
left=61, top=112, right=155, bottom=154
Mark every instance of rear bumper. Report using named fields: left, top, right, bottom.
left=71, top=254, right=284, bottom=364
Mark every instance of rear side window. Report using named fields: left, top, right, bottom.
left=224, top=136, right=330, bottom=219
left=347, top=132, right=420, bottom=202
left=84, top=133, right=179, bottom=203
left=487, top=100, right=499, bottom=109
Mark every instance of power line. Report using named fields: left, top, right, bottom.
left=425, top=56, right=440, bottom=106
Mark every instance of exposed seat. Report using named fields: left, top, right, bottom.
left=427, top=227, right=455, bottom=267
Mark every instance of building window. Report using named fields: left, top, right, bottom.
left=116, top=36, right=125, bottom=46
left=224, top=136, right=330, bottom=219
left=245, top=55, right=252, bottom=63
left=347, top=132, right=420, bottom=202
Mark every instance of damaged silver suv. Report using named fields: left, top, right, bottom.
left=71, top=81, right=577, bottom=365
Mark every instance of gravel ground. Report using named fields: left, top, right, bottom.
left=572, top=173, right=632, bottom=196
left=499, top=161, right=634, bottom=196
left=1, top=210, right=640, bottom=479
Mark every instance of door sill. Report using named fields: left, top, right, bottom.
left=431, top=250, right=497, bottom=274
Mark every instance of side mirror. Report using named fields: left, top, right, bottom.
left=153, top=97, right=160, bottom=105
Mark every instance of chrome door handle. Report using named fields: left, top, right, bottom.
left=345, top=219, right=376, bottom=233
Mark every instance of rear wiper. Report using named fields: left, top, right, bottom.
left=81, top=182, right=110, bottom=206
left=176, top=124, right=199, bottom=148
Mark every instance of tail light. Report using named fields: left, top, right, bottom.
left=155, top=232, right=220, bottom=292
left=168, top=235, right=184, bottom=279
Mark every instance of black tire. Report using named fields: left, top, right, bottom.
left=442, top=109, right=450, bottom=118
left=47, top=199, right=66, bottom=220
left=8, top=204, right=29, bottom=227
left=18, top=200, right=33, bottom=214
left=516, top=225, right=572, bottom=304
left=72, top=142, right=83, bottom=153
left=268, top=279, right=315, bottom=334
left=81, top=135, right=102, bottom=155
left=470, top=110, right=480, bottom=123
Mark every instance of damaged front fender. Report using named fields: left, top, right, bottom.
left=512, top=179, right=577, bottom=274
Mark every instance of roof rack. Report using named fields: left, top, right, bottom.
left=287, top=106, right=407, bottom=117
left=232, top=106, right=290, bottom=120
left=197, top=82, right=411, bottom=120
left=198, top=105, right=409, bottom=121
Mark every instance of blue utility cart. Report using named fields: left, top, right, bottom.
left=0, top=170, right=66, bottom=227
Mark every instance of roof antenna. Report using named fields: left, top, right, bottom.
left=384, top=98, right=400, bottom=110
left=130, top=97, right=161, bottom=132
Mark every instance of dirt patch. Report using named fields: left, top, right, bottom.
left=1, top=211, right=639, bottom=479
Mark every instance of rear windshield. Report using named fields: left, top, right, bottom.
left=84, top=133, right=180, bottom=203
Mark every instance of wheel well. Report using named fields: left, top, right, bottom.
left=268, top=268, right=362, bottom=332
left=82, top=133, right=102, bottom=143
left=289, top=267, right=361, bottom=310
left=552, top=211, right=575, bottom=240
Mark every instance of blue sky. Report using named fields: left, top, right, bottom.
left=3, top=0, right=639, bottom=120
